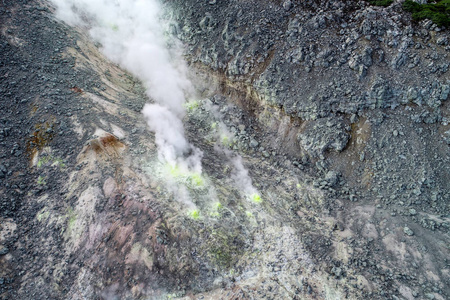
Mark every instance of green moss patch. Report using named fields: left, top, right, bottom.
left=206, top=229, right=245, bottom=269
left=403, top=0, right=450, bottom=27
left=37, top=155, right=65, bottom=169
left=37, top=175, right=46, bottom=185
left=65, top=207, right=77, bottom=233
left=368, top=0, right=394, bottom=7
left=36, top=209, right=50, bottom=222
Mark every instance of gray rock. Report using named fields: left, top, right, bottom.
left=391, top=52, right=407, bottom=69
left=331, top=266, right=343, bottom=278
left=0, top=247, right=9, bottom=255
left=283, top=0, right=292, bottom=11
left=440, top=84, right=449, bottom=101
left=436, top=37, right=448, bottom=46
left=425, top=293, right=435, bottom=300
left=298, top=118, right=350, bottom=158
left=0, top=164, right=6, bottom=178
left=403, top=227, right=414, bottom=236
left=443, top=130, right=450, bottom=144
left=325, top=171, right=338, bottom=187
left=367, top=78, right=394, bottom=109
left=250, top=139, right=259, bottom=148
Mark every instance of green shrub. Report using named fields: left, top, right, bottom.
left=368, top=0, right=394, bottom=7
left=403, top=0, right=450, bottom=27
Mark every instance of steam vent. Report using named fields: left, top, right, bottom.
left=1, top=0, right=449, bottom=299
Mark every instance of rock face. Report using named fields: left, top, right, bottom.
left=0, top=0, right=449, bottom=300
left=170, top=0, right=449, bottom=117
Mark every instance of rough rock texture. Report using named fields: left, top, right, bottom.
left=0, top=0, right=449, bottom=300
left=170, top=0, right=450, bottom=116
left=168, top=0, right=450, bottom=298
left=167, top=0, right=450, bottom=216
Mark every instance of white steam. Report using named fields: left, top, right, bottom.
left=228, top=151, right=258, bottom=196
left=204, top=101, right=260, bottom=199
left=50, top=0, right=202, bottom=172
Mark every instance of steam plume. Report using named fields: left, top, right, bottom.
left=50, top=0, right=202, bottom=172
left=204, top=101, right=260, bottom=200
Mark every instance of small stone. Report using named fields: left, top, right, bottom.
left=425, top=293, right=435, bottom=300
left=283, top=0, right=292, bottom=11
left=250, top=139, right=259, bottom=148
left=325, top=171, right=338, bottom=187
left=331, top=266, right=342, bottom=278
left=360, top=152, right=365, bottom=161
left=436, top=37, right=448, bottom=46
left=403, top=227, right=414, bottom=236
left=0, top=247, right=9, bottom=255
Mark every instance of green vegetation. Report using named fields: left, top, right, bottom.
left=210, top=243, right=233, bottom=268
left=403, top=0, right=450, bottom=27
left=368, top=0, right=394, bottom=7
left=36, top=209, right=50, bottom=222
left=207, top=229, right=243, bottom=269
left=66, top=208, right=77, bottom=232
left=52, top=157, right=66, bottom=168
left=37, top=156, right=51, bottom=168
left=37, top=175, right=46, bottom=185
left=37, top=155, right=65, bottom=168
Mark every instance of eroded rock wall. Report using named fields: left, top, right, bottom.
left=169, top=0, right=449, bottom=118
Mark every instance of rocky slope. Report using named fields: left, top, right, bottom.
left=0, top=0, right=449, bottom=299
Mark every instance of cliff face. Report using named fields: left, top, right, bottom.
left=170, top=0, right=450, bottom=116
left=169, top=0, right=450, bottom=209
left=166, top=0, right=450, bottom=298
left=0, top=0, right=449, bottom=300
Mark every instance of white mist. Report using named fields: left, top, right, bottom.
left=49, top=0, right=202, bottom=173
